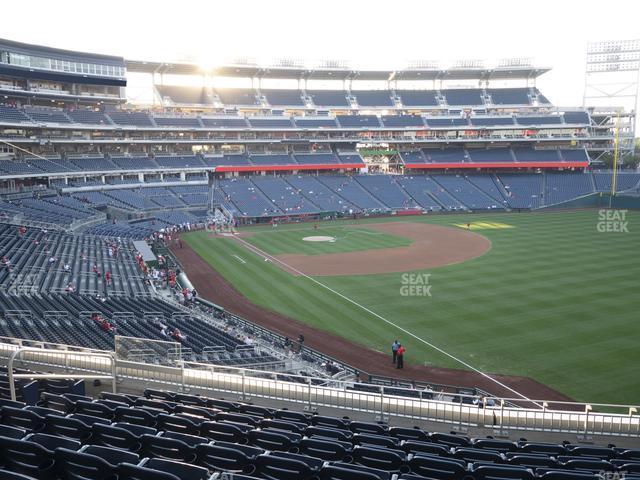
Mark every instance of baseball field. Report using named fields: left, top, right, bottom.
left=179, top=210, right=639, bottom=405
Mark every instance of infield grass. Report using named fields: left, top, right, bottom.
left=183, top=210, right=640, bottom=405
left=246, top=225, right=411, bottom=255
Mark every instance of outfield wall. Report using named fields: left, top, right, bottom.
left=540, top=193, right=640, bottom=210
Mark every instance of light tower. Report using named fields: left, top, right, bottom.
left=583, top=39, right=640, bottom=166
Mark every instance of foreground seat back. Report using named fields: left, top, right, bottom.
left=195, top=443, right=252, bottom=473
left=320, top=463, right=391, bottom=480
left=0, top=406, right=46, bottom=432
left=408, top=453, right=467, bottom=480
left=248, top=429, right=300, bottom=452
left=473, top=465, right=535, bottom=480
left=75, top=401, right=114, bottom=420
left=144, top=458, right=210, bottom=480
left=0, top=423, right=27, bottom=439
left=299, top=437, right=351, bottom=462
left=200, top=421, right=249, bottom=443
left=352, top=446, right=407, bottom=472
left=402, top=440, right=450, bottom=457
left=54, top=447, right=117, bottom=480
left=537, top=470, right=601, bottom=480
left=0, top=469, right=41, bottom=480
left=26, top=432, right=81, bottom=452
left=91, top=423, right=143, bottom=451
left=117, top=463, right=181, bottom=480
left=139, top=434, right=197, bottom=463
left=253, top=454, right=313, bottom=480
left=39, top=393, right=75, bottom=414
left=156, top=413, right=200, bottom=435
left=45, top=415, right=93, bottom=442
left=82, top=445, right=140, bottom=466
left=389, top=427, right=429, bottom=442
left=0, top=436, right=56, bottom=479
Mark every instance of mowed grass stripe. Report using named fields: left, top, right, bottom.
left=246, top=226, right=411, bottom=256
left=184, top=210, right=640, bottom=404
left=185, top=234, right=397, bottom=350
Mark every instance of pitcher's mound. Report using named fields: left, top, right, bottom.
left=303, top=236, right=336, bottom=242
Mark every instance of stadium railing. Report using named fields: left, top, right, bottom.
left=5, top=346, right=117, bottom=401
left=0, top=339, right=638, bottom=438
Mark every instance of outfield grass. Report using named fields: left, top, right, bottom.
left=246, top=225, right=411, bottom=255
left=184, top=211, right=640, bottom=405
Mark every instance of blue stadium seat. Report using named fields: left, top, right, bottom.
left=144, top=458, right=210, bottom=480
left=117, top=463, right=181, bottom=480
left=195, top=443, right=255, bottom=472
left=0, top=436, right=57, bottom=479
left=253, top=453, right=314, bottom=480
left=54, top=447, right=118, bottom=480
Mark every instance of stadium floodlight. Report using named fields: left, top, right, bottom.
left=317, top=59, right=350, bottom=69
left=583, top=39, right=639, bottom=158
left=497, top=57, right=533, bottom=68
left=452, top=59, right=485, bottom=69
left=407, top=60, right=440, bottom=70
left=274, top=58, right=305, bottom=69
left=230, top=56, right=258, bottom=66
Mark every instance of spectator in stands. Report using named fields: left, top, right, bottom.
left=92, top=264, right=99, bottom=276
left=0, top=256, right=11, bottom=272
left=63, top=263, right=71, bottom=274
left=101, top=319, right=116, bottom=333
left=160, top=324, right=169, bottom=338
left=105, top=271, right=112, bottom=286
left=396, top=344, right=406, bottom=369
left=65, top=282, right=75, bottom=295
left=391, top=339, right=400, bottom=365
left=48, top=256, right=57, bottom=268
left=171, top=328, right=186, bottom=342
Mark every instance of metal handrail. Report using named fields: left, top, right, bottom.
left=7, top=346, right=117, bottom=401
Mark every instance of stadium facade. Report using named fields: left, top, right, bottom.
left=0, top=37, right=638, bottom=235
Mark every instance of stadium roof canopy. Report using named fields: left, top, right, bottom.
left=0, top=38, right=125, bottom=67
left=126, top=60, right=550, bottom=81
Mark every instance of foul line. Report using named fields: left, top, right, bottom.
left=0, top=140, right=49, bottom=160
left=232, top=255, right=246, bottom=264
left=234, top=235, right=542, bottom=407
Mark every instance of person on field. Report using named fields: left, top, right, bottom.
left=396, top=344, right=406, bottom=369
left=391, top=340, right=400, bottom=364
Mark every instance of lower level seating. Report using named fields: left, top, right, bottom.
left=0, top=386, right=634, bottom=480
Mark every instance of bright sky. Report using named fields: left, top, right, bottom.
left=3, top=0, right=640, bottom=108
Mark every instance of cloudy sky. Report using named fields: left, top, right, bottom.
left=2, top=0, right=639, bottom=108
